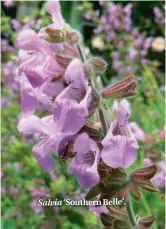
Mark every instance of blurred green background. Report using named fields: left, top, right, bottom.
left=1, top=1, right=165, bottom=229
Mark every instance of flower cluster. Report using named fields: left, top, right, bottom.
left=85, top=2, right=154, bottom=76
left=153, top=6, right=165, bottom=30
left=3, top=0, right=14, bottom=8
left=17, top=0, right=139, bottom=189
left=2, top=61, right=19, bottom=96
left=30, top=186, right=50, bottom=215
left=16, top=1, right=159, bottom=228
left=16, top=0, right=95, bottom=178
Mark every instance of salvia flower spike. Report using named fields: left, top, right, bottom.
left=16, top=0, right=159, bottom=228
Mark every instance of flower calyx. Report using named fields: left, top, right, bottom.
left=102, top=76, right=137, bottom=98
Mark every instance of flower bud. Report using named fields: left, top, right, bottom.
left=138, top=215, right=156, bottom=229
left=91, top=58, right=107, bottom=72
left=101, top=211, right=129, bottom=228
left=129, top=165, right=158, bottom=192
left=102, top=76, right=137, bottom=98
left=118, top=186, right=129, bottom=201
left=66, top=30, right=80, bottom=44
left=45, top=27, right=65, bottom=43
left=106, top=206, right=128, bottom=221
left=143, top=147, right=163, bottom=160
left=79, top=120, right=103, bottom=141
left=55, top=54, right=72, bottom=68
left=129, top=182, right=141, bottom=201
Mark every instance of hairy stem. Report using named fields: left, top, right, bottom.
left=98, top=105, right=108, bottom=136
left=126, top=193, right=137, bottom=227
left=78, top=44, right=108, bottom=135
left=77, top=44, right=85, bottom=63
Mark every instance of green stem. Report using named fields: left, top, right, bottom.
left=98, top=105, right=108, bottom=136
left=77, top=44, right=85, bottom=63
left=126, top=193, right=137, bottom=227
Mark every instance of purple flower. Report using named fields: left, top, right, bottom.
left=144, top=158, right=153, bottom=167
left=128, top=48, right=138, bottom=61
left=31, top=199, right=44, bottom=215
left=53, top=206, right=60, bottom=213
left=153, top=7, right=163, bottom=18
left=20, top=73, right=60, bottom=117
left=30, top=186, right=48, bottom=197
left=18, top=114, right=77, bottom=171
left=132, top=28, right=139, bottom=37
left=30, top=186, right=49, bottom=214
left=20, top=74, right=39, bottom=117
left=134, top=36, right=144, bottom=49
left=19, top=73, right=64, bottom=117
left=11, top=19, right=21, bottom=31
left=46, top=0, right=65, bottom=30
left=93, top=26, right=102, bottom=35
left=1, top=97, right=11, bottom=108
left=53, top=59, right=92, bottom=135
left=128, top=122, right=145, bottom=141
left=68, top=133, right=100, bottom=189
left=89, top=205, right=109, bottom=216
left=17, top=29, right=63, bottom=88
left=144, top=37, right=153, bottom=50
left=84, top=11, right=92, bottom=21
left=2, top=61, right=19, bottom=95
left=124, top=3, right=132, bottom=16
left=17, top=59, right=92, bottom=172
left=38, top=0, right=65, bottom=41
left=4, top=0, right=14, bottom=8
left=158, top=161, right=165, bottom=171
left=153, top=160, right=165, bottom=188
left=101, top=99, right=139, bottom=168
left=1, top=39, right=9, bottom=52
left=153, top=172, right=165, bottom=188
left=123, top=16, right=132, bottom=32
left=17, top=115, right=56, bottom=172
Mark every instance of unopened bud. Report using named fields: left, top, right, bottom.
left=138, top=215, right=156, bottom=229
left=91, top=58, right=107, bottom=72
left=118, top=186, right=129, bottom=201
left=45, top=27, right=65, bottom=43
left=130, top=165, right=158, bottom=192
left=55, top=54, right=72, bottom=68
left=79, top=120, right=103, bottom=141
left=102, top=76, right=137, bottom=98
left=129, top=182, right=141, bottom=201
left=66, top=30, right=80, bottom=44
